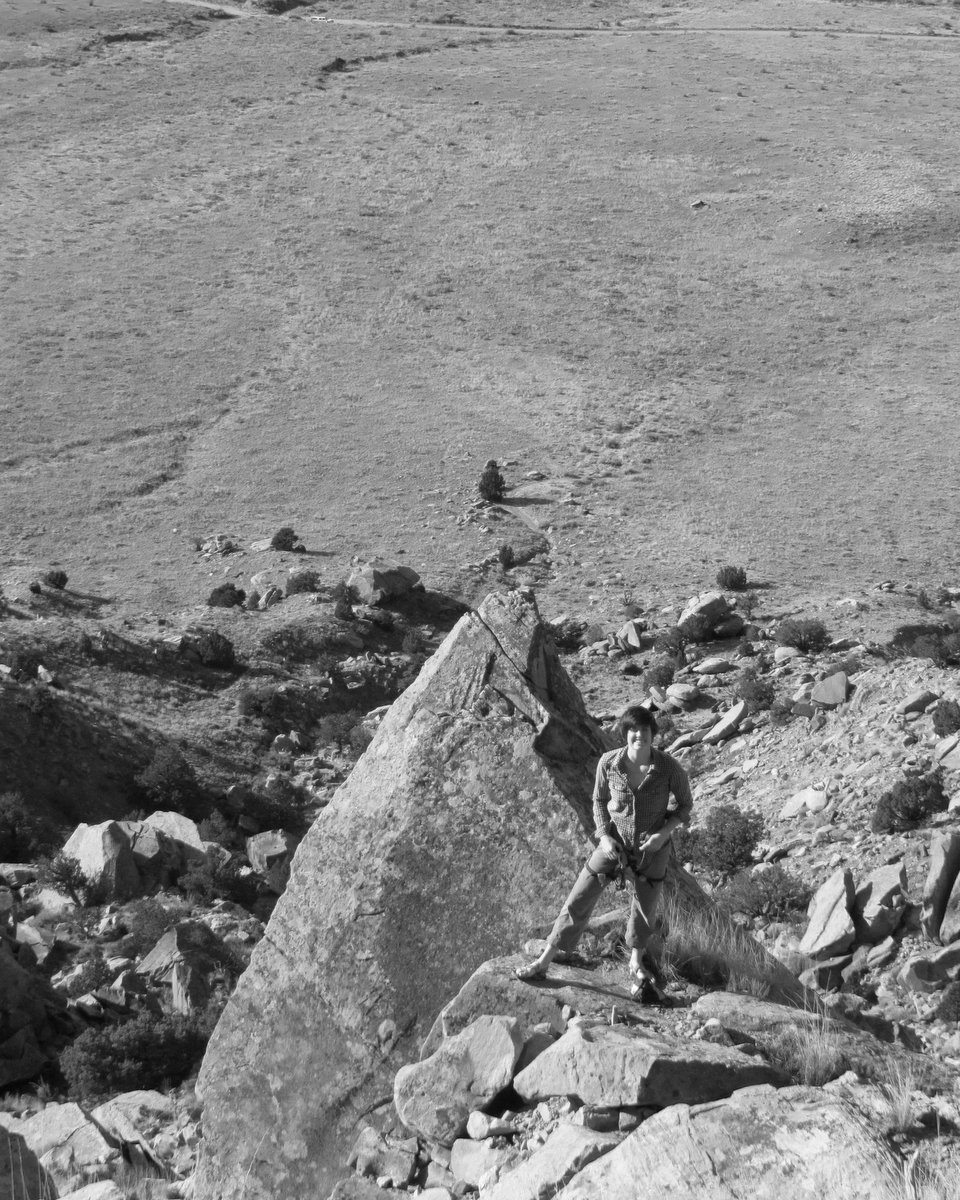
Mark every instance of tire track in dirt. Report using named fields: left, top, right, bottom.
left=0, top=417, right=204, bottom=472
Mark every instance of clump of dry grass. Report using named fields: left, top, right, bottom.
left=658, top=890, right=780, bottom=998
left=761, top=1010, right=849, bottom=1087
left=883, top=1139, right=960, bottom=1200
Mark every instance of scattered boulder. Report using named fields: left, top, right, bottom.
left=347, top=560, right=421, bottom=606
left=60, top=823, right=140, bottom=903
left=0, top=1102, right=120, bottom=1195
left=482, top=1124, right=620, bottom=1200
left=853, top=862, right=906, bottom=943
left=702, top=701, right=747, bottom=745
left=245, top=830, right=298, bottom=894
left=0, top=938, right=68, bottom=1087
left=394, top=1015, right=524, bottom=1145
left=558, top=1085, right=902, bottom=1200
left=348, top=1128, right=418, bottom=1186
left=922, top=831, right=960, bottom=942
left=799, top=869, right=856, bottom=960
left=676, top=592, right=730, bottom=642
left=898, top=689, right=938, bottom=716
left=196, top=591, right=611, bottom=1199
left=448, top=1137, right=516, bottom=1188
left=512, top=1022, right=788, bottom=1108
left=811, top=671, right=848, bottom=709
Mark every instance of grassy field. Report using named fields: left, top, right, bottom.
left=3, top=0, right=960, bottom=624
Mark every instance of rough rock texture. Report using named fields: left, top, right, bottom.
left=196, top=591, right=610, bottom=1200
left=922, top=831, right=960, bottom=941
left=811, top=671, right=848, bottom=708
left=61, top=822, right=140, bottom=902
left=0, top=1103, right=120, bottom=1195
left=852, top=862, right=906, bottom=943
left=558, top=1085, right=902, bottom=1199
left=394, top=1015, right=524, bottom=1145
left=799, top=869, right=856, bottom=959
left=347, top=560, right=421, bottom=605
left=482, top=1124, right=621, bottom=1200
left=513, top=1023, right=788, bottom=1108
left=0, top=938, right=67, bottom=1088
left=245, top=829, right=298, bottom=894
left=676, top=592, right=730, bottom=641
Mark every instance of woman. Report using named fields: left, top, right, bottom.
left=515, top=704, right=693, bottom=1000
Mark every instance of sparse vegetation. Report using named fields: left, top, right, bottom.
left=717, top=864, right=812, bottom=923
left=136, top=744, right=202, bottom=815
left=41, top=569, right=68, bottom=590
left=36, top=852, right=101, bottom=907
left=0, top=791, right=57, bottom=861
left=191, top=628, right=236, bottom=668
left=716, top=564, right=748, bottom=591
left=932, top=699, right=960, bottom=738
left=776, top=618, right=830, bottom=654
left=642, top=656, right=675, bottom=691
left=270, top=526, right=301, bottom=551
left=737, top=666, right=777, bottom=713
left=63, top=950, right=114, bottom=999
left=761, top=1012, right=849, bottom=1086
left=286, top=569, right=322, bottom=596
left=679, top=803, right=764, bottom=878
left=207, top=582, right=246, bottom=609
left=477, top=460, right=505, bottom=503
left=871, top=771, right=948, bottom=834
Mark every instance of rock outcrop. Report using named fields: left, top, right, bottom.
left=196, top=591, right=609, bottom=1199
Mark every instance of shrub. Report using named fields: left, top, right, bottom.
left=653, top=627, right=686, bottom=660
left=270, top=526, right=301, bottom=552
left=737, top=667, right=777, bottom=713
left=63, top=952, right=114, bottom=999
left=41, top=569, right=68, bottom=590
left=207, top=582, right=245, bottom=609
left=659, top=890, right=782, bottom=997
left=198, top=809, right=244, bottom=851
left=717, top=865, right=812, bottom=923
left=933, top=699, right=960, bottom=738
left=401, top=629, right=426, bottom=656
left=477, top=460, right=505, bottom=503
left=768, top=694, right=797, bottom=726
left=60, top=1010, right=214, bottom=1101
left=285, top=569, right=321, bottom=597
left=192, top=628, right=236, bottom=668
left=871, top=771, right=948, bottom=833
left=135, top=745, right=201, bottom=814
left=36, top=853, right=100, bottom=907
left=548, top=618, right=586, bottom=652
left=776, top=618, right=829, bottom=654
left=761, top=1014, right=849, bottom=1086
left=716, top=565, right=748, bottom=591
left=683, top=803, right=764, bottom=878
left=738, top=590, right=759, bottom=619
left=497, top=543, right=515, bottom=570
left=0, top=792, right=57, bottom=861
left=642, top=656, right=676, bottom=691
left=935, top=981, right=960, bottom=1023
left=114, top=898, right=180, bottom=960
left=179, top=858, right=261, bottom=908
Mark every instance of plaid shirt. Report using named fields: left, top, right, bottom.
left=592, top=746, right=693, bottom=850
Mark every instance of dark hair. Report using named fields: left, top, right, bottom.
left=615, top=704, right=658, bottom=740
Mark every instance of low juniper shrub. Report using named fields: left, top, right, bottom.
left=737, top=667, right=777, bottom=713
left=135, top=745, right=201, bottom=815
left=477, top=460, right=505, bottom=503
left=0, top=791, right=57, bottom=861
left=871, top=771, right=948, bottom=833
left=933, top=699, right=960, bottom=738
left=716, top=565, right=748, bottom=591
left=680, top=803, right=765, bottom=878
left=285, top=569, right=322, bottom=597
left=653, top=627, right=686, bottom=660
left=642, top=656, right=676, bottom=691
left=207, top=582, right=245, bottom=609
left=192, top=628, right=236, bottom=668
left=270, top=526, right=301, bottom=552
left=36, top=853, right=102, bottom=907
left=41, top=570, right=68, bottom=590
left=717, top=864, right=812, bottom=923
left=776, top=618, right=830, bottom=654
left=63, top=951, right=114, bottom=999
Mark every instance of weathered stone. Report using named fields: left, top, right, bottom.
left=773, top=646, right=803, bottom=662
left=713, top=614, right=746, bottom=639
left=140, top=811, right=205, bottom=858
left=347, top=1128, right=418, bottom=1185
left=780, top=787, right=825, bottom=820
left=898, top=689, right=939, bottom=716
left=934, top=733, right=960, bottom=770
left=696, top=657, right=734, bottom=675
left=197, top=592, right=610, bottom=1199
left=512, top=1022, right=787, bottom=1108
left=665, top=682, right=699, bottom=707
left=136, top=922, right=228, bottom=984
left=258, top=585, right=284, bottom=610
left=938, top=875, right=960, bottom=945
left=448, top=1138, right=517, bottom=1187
left=465, top=1111, right=517, bottom=1140
left=922, top=831, right=960, bottom=941
left=347, top=560, right=421, bottom=606
left=799, top=869, right=856, bottom=960
left=90, top=1090, right=174, bottom=1151
left=245, top=830, right=298, bottom=894
left=558, top=1085, right=902, bottom=1200
left=811, top=672, right=848, bottom=708
left=0, top=1103, right=120, bottom=1194
left=394, top=1015, right=524, bottom=1145
left=676, top=591, right=730, bottom=641
left=702, top=701, right=747, bottom=745
left=481, top=1123, right=621, bottom=1200
left=0, top=940, right=66, bottom=1088
left=898, top=944, right=960, bottom=993
left=55, top=1184, right=125, bottom=1200
left=853, top=862, right=906, bottom=943
left=615, top=620, right=646, bottom=651
left=60, top=823, right=140, bottom=902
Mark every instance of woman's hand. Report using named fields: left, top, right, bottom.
left=599, top=834, right=623, bottom=861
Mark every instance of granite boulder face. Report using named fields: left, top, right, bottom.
left=196, top=591, right=609, bottom=1200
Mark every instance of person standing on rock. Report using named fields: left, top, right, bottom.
left=515, top=704, right=693, bottom=1001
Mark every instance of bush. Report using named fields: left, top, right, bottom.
left=682, top=803, right=764, bottom=878
left=191, top=628, right=236, bottom=668
left=548, top=618, right=587, bottom=652
left=285, top=569, right=321, bottom=597
left=60, top=1010, right=215, bottom=1101
left=36, top=853, right=101, bottom=907
left=642, top=656, right=675, bottom=691
left=0, top=792, right=57, bottom=861
left=716, top=565, right=748, bottom=591
left=179, top=858, right=261, bottom=908
left=738, top=590, right=759, bottom=619
left=737, top=667, right=777, bottom=713
left=63, top=951, right=114, bottom=999
left=871, top=771, right=948, bottom=833
left=477, top=460, right=505, bottom=503
left=207, top=583, right=245, bottom=609
left=653, top=627, right=686, bottom=659
left=114, top=898, right=181, bottom=960
left=270, top=526, right=302, bottom=552
left=135, top=745, right=201, bottom=814
left=497, top=543, right=515, bottom=570
left=933, top=699, right=960, bottom=738
left=776, top=618, right=829, bottom=654
left=717, top=865, right=812, bottom=923
left=41, top=569, right=68, bottom=590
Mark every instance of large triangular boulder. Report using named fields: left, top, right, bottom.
left=799, top=869, right=856, bottom=959
left=60, top=823, right=140, bottom=902
left=196, top=591, right=609, bottom=1200
left=922, top=831, right=960, bottom=941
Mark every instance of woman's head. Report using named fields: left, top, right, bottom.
left=616, top=704, right=658, bottom=742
